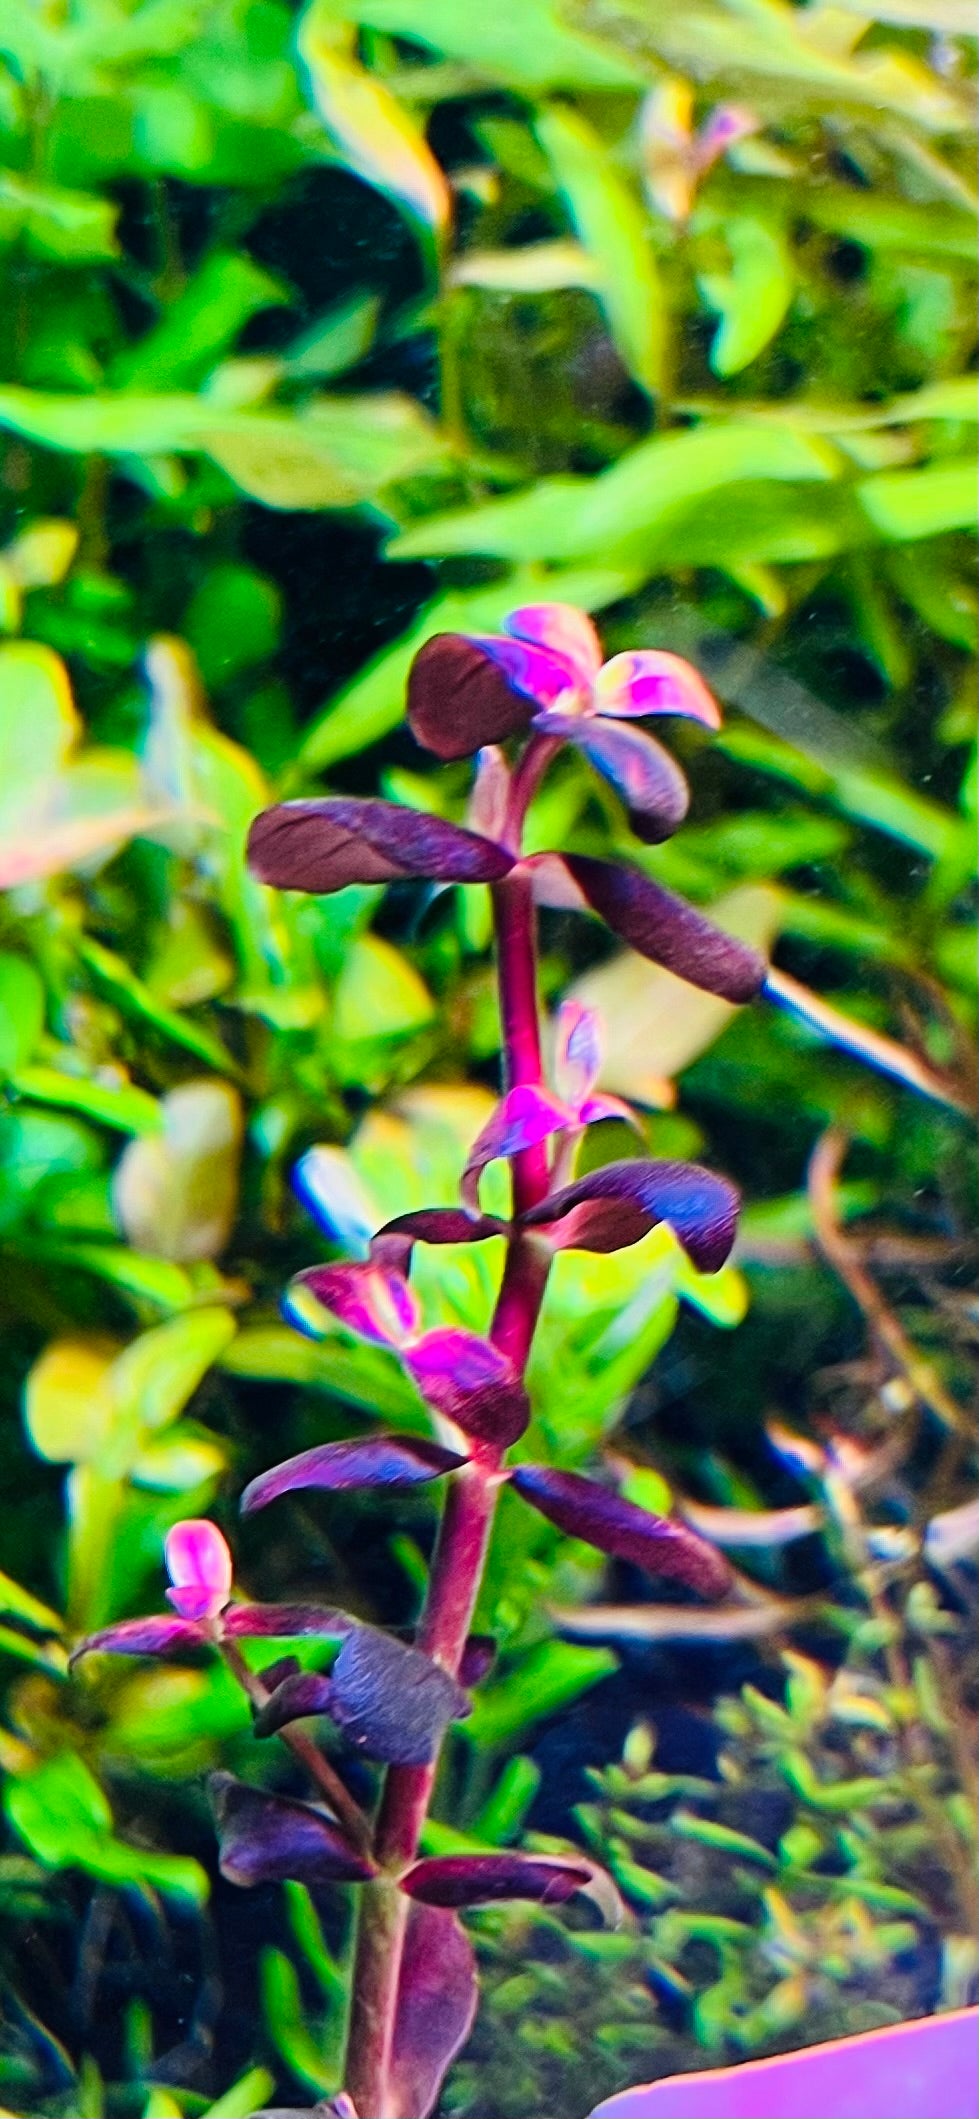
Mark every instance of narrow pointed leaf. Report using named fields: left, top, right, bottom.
left=387, top=1901, right=477, bottom=2119
left=763, top=967, right=973, bottom=1112
left=406, top=1328, right=530, bottom=1445
left=71, top=1614, right=204, bottom=1662
left=534, top=855, right=768, bottom=1002
left=593, top=650, right=721, bottom=727
left=505, top=603, right=602, bottom=678
left=329, top=1628, right=469, bottom=1764
left=223, top=1603, right=356, bottom=1639
left=253, top=1669, right=336, bottom=1737
left=406, top=635, right=537, bottom=759
left=284, top=1260, right=419, bottom=1347
left=242, top=1435, right=466, bottom=1514
left=521, top=1158, right=739, bottom=1273
left=247, top=797, right=513, bottom=892
left=461, top=1084, right=570, bottom=1207
left=538, top=716, right=689, bottom=842
left=401, top=1851, right=592, bottom=1907
left=511, top=1465, right=733, bottom=1597
left=210, top=1773, right=374, bottom=1886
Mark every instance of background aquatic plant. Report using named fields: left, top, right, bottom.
left=0, top=0, right=975, bottom=2111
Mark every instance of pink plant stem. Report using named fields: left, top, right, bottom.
left=345, top=864, right=553, bottom=2117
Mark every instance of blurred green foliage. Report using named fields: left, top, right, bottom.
left=0, top=0, right=975, bottom=2110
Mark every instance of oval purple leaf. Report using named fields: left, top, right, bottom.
left=70, top=1614, right=205, bottom=1663
left=504, top=602, right=602, bottom=678
left=406, top=1328, right=530, bottom=1445
left=521, top=1157, right=740, bottom=1274
left=536, top=717, right=689, bottom=844
left=407, top=635, right=538, bottom=759
left=533, top=854, right=767, bottom=1003
left=223, top=1603, right=356, bottom=1639
left=510, top=1465, right=733, bottom=1598
left=400, top=1852, right=592, bottom=1908
left=242, top=1435, right=466, bottom=1515
left=593, top=649, right=721, bottom=728
left=285, top=1261, right=420, bottom=1348
left=387, top=1901, right=478, bottom=2119
left=209, top=1772, right=374, bottom=1887
left=247, top=797, right=513, bottom=893
left=329, top=1627, right=470, bottom=1765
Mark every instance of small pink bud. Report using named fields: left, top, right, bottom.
left=164, top=1519, right=233, bottom=1621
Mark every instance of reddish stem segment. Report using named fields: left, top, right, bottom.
left=345, top=862, right=554, bottom=2117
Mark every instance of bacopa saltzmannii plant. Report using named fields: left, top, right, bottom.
left=72, top=605, right=956, bottom=2118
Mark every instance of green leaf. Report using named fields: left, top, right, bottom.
left=10, top=1065, right=162, bottom=1137
left=464, top=1640, right=617, bottom=1747
left=701, top=216, right=794, bottom=377
left=0, top=639, right=78, bottom=838
left=0, top=171, right=119, bottom=261
left=77, top=937, right=239, bottom=1079
left=0, top=955, right=45, bottom=1078
left=388, top=422, right=840, bottom=562
left=536, top=102, right=664, bottom=395
left=6, top=1754, right=208, bottom=1902
left=109, top=1307, right=236, bottom=1435
left=0, top=1568, right=62, bottom=1636
left=299, top=3, right=450, bottom=235
left=669, top=1811, right=778, bottom=1868
left=203, top=2069, right=277, bottom=2119
left=858, top=458, right=977, bottom=541
left=302, top=0, right=647, bottom=91
left=111, top=251, right=289, bottom=390
left=333, top=933, right=434, bottom=1043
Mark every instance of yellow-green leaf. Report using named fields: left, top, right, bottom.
left=536, top=102, right=664, bottom=396
left=298, top=5, right=450, bottom=235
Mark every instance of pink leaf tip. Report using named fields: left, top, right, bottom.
left=164, top=1519, right=233, bottom=1621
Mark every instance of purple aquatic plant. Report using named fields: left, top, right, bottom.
left=72, top=602, right=960, bottom=2119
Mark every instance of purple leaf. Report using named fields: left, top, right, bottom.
left=253, top=1668, right=336, bottom=1737
left=242, top=1435, right=466, bottom=1514
left=505, top=602, right=602, bottom=679
left=459, top=1633, right=497, bottom=1685
left=284, top=1261, right=420, bottom=1347
left=370, top=1208, right=510, bottom=1277
left=223, top=1603, right=357, bottom=1639
left=70, top=1614, right=205, bottom=1663
left=529, top=855, right=768, bottom=1003
left=406, top=636, right=538, bottom=759
left=521, top=1157, right=740, bottom=1274
left=406, top=1328, right=530, bottom=1445
left=465, top=632, right=583, bottom=711
left=400, top=1851, right=593, bottom=1908
left=554, top=999, right=603, bottom=1106
left=387, top=1901, right=477, bottom=2119
left=586, top=2008, right=979, bottom=2119
left=535, top=717, right=689, bottom=843
left=510, top=1465, right=733, bottom=1597
left=593, top=650, right=721, bottom=728
left=247, top=797, right=513, bottom=892
left=210, top=1772, right=374, bottom=1886
left=329, top=1628, right=470, bottom=1765
left=461, top=1084, right=570, bottom=1208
